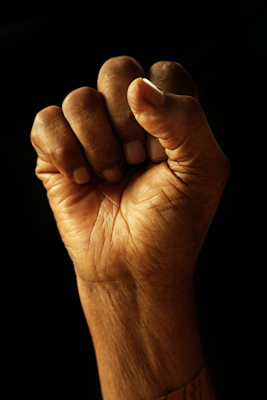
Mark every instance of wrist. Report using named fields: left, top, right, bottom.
left=77, top=276, right=204, bottom=400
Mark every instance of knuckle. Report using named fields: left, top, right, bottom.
left=34, top=105, right=62, bottom=128
left=97, top=56, right=144, bottom=87
left=62, top=86, right=100, bottom=115
left=150, top=60, right=185, bottom=76
left=31, top=106, right=62, bottom=143
left=112, top=55, right=140, bottom=71
left=100, top=55, right=139, bottom=73
left=149, top=61, right=199, bottom=99
left=49, top=143, right=74, bottom=165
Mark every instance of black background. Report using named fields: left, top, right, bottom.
left=2, top=1, right=266, bottom=399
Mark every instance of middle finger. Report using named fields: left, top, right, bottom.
left=97, top=56, right=147, bottom=164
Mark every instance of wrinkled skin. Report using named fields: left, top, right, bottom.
left=31, top=56, right=230, bottom=400
left=31, top=56, right=229, bottom=288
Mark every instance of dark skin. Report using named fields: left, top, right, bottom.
left=31, top=56, right=230, bottom=400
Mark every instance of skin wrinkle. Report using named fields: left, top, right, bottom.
left=33, top=106, right=63, bottom=133
left=48, top=182, right=90, bottom=209
left=31, top=56, right=230, bottom=400
left=88, top=204, right=103, bottom=277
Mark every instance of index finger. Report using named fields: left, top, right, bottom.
left=97, top=56, right=147, bottom=164
left=147, top=61, right=199, bottom=100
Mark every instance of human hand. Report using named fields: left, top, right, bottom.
left=31, top=56, right=229, bottom=399
left=31, top=56, right=229, bottom=287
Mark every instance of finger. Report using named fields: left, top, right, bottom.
left=62, top=87, right=125, bottom=183
left=97, top=56, right=147, bottom=164
left=127, top=78, right=228, bottom=184
left=146, top=61, right=199, bottom=163
left=147, top=61, right=199, bottom=99
left=31, top=105, right=92, bottom=184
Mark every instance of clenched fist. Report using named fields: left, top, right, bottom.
left=31, top=56, right=229, bottom=400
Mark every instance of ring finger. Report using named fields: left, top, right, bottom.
left=62, top=86, right=125, bottom=183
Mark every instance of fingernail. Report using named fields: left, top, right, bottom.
left=123, top=140, right=147, bottom=164
left=73, top=166, right=91, bottom=184
left=142, top=78, right=165, bottom=107
left=149, top=138, right=167, bottom=162
left=102, top=166, right=124, bottom=183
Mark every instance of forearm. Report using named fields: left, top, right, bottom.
left=31, top=54, right=227, bottom=400
left=77, top=276, right=205, bottom=400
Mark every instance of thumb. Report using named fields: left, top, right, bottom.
left=127, top=77, right=226, bottom=178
